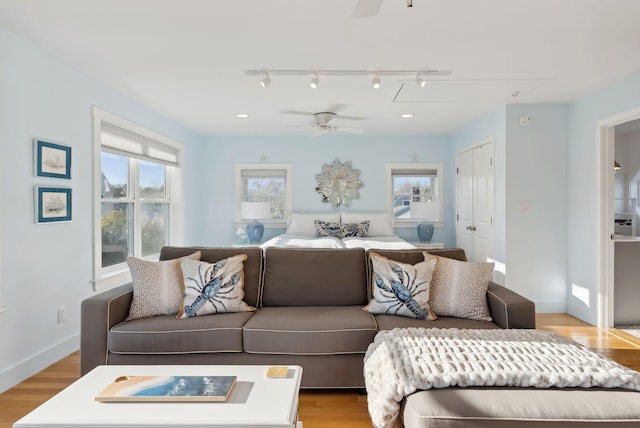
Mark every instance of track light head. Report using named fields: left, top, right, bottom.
left=372, top=75, right=381, bottom=89
left=415, top=75, right=426, bottom=88
left=260, top=75, right=271, bottom=88
left=310, top=73, right=319, bottom=89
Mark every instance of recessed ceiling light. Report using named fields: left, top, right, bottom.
left=400, top=113, right=414, bottom=118
left=235, top=113, right=249, bottom=118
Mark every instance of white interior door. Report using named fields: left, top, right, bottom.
left=456, top=140, right=494, bottom=263
left=456, top=150, right=474, bottom=258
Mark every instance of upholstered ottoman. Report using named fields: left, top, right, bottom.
left=364, top=328, right=640, bottom=428
left=400, top=387, right=640, bottom=427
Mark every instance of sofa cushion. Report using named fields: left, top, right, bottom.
left=178, top=256, right=255, bottom=318
left=374, top=314, right=500, bottom=331
left=423, top=253, right=494, bottom=321
left=126, top=251, right=201, bottom=320
left=109, top=312, right=255, bottom=354
left=364, top=252, right=437, bottom=320
left=159, top=247, right=262, bottom=308
left=243, top=306, right=377, bottom=355
left=262, top=248, right=367, bottom=306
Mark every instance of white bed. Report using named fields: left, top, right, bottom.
left=260, top=233, right=345, bottom=249
left=260, top=233, right=416, bottom=250
left=260, top=212, right=418, bottom=250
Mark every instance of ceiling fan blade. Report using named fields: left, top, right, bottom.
left=310, top=128, right=331, bottom=138
left=352, top=0, right=383, bottom=17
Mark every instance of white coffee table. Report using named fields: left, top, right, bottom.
left=13, top=365, right=303, bottom=428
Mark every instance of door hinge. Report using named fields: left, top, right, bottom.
left=456, top=167, right=459, bottom=174
left=490, top=157, right=493, bottom=166
left=491, top=217, right=493, bottom=226
left=457, top=214, right=459, bottom=221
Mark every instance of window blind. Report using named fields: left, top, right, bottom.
left=101, top=122, right=179, bottom=167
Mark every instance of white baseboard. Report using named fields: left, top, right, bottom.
left=0, top=334, right=79, bottom=393
left=567, top=302, right=598, bottom=326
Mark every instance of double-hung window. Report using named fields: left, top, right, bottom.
left=234, top=164, right=292, bottom=228
left=93, top=108, right=183, bottom=291
left=386, top=163, right=444, bottom=227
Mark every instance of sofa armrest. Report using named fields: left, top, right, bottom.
left=486, top=282, right=536, bottom=329
left=80, top=283, right=133, bottom=375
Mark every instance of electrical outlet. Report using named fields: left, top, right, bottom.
left=57, top=305, right=67, bottom=323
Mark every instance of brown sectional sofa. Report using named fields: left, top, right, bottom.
left=81, top=246, right=535, bottom=388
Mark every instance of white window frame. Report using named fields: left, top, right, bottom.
left=92, top=107, right=184, bottom=291
left=386, top=163, right=445, bottom=228
left=234, top=163, right=293, bottom=229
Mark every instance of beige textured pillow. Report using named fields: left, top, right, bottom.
left=423, top=252, right=494, bottom=321
left=178, top=255, right=255, bottom=318
left=127, top=251, right=201, bottom=320
left=363, top=252, right=437, bottom=320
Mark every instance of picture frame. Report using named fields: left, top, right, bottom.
left=34, top=186, right=72, bottom=224
left=34, top=138, right=71, bottom=179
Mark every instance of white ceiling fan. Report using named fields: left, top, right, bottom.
left=286, top=111, right=365, bottom=137
left=352, top=0, right=413, bottom=18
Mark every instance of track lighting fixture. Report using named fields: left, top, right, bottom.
left=245, top=69, right=452, bottom=88
left=372, top=75, right=381, bottom=89
left=310, top=74, right=319, bottom=89
left=260, top=74, right=271, bottom=88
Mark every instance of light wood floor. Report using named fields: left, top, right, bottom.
left=2, top=314, right=640, bottom=428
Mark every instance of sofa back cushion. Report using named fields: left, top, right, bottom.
left=262, top=247, right=367, bottom=306
left=159, top=246, right=263, bottom=308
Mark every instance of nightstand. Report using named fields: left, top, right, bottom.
left=409, top=242, right=444, bottom=249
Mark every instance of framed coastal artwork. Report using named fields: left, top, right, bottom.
left=34, top=186, right=72, bottom=224
left=34, top=138, right=71, bottom=179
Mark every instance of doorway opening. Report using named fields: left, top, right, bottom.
left=597, top=107, right=640, bottom=329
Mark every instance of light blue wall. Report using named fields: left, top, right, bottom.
left=505, top=104, right=568, bottom=311
left=566, top=73, right=640, bottom=325
left=192, top=135, right=458, bottom=247
left=0, top=27, right=202, bottom=392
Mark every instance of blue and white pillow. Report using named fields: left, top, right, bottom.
left=341, top=221, right=370, bottom=238
left=363, top=252, right=437, bottom=320
left=314, top=220, right=342, bottom=238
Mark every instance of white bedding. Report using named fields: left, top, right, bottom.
left=260, top=233, right=416, bottom=249
left=260, top=233, right=345, bottom=249
left=342, top=236, right=416, bottom=250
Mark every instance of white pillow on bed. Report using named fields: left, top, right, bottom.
left=286, top=212, right=341, bottom=235
left=341, top=212, right=394, bottom=236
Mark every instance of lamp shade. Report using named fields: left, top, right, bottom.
left=240, top=202, right=271, bottom=220
left=410, top=201, right=440, bottom=220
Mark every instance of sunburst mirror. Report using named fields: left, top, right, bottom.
left=315, top=159, right=363, bottom=207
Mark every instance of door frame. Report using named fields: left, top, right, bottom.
left=597, top=106, right=640, bottom=328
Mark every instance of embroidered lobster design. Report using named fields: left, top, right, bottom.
left=184, top=261, right=241, bottom=317
left=374, top=263, right=429, bottom=319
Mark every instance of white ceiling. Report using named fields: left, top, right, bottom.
left=1, top=0, right=639, bottom=136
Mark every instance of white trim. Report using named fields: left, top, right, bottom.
left=0, top=334, right=79, bottom=394
left=234, top=163, right=293, bottom=229
left=385, top=163, right=445, bottom=228
left=92, top=107, right=184, bottom=291
left=596, top=106, right=640, bottom=328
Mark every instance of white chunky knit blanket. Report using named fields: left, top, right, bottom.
left=364, top=327, right=640, bottom=428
